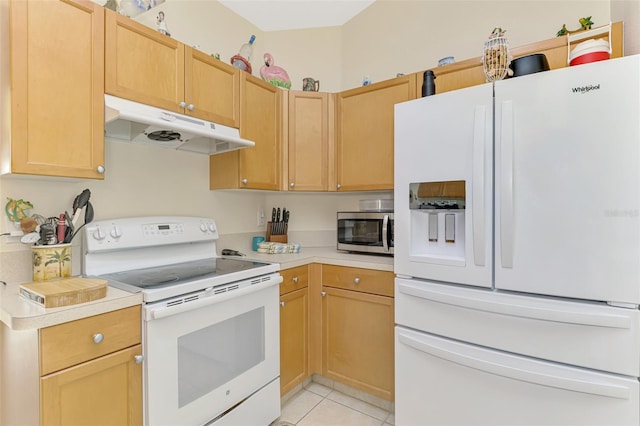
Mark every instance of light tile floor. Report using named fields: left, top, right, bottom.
left=273, top=382, right=395, bottom=426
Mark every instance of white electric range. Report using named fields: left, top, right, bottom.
left=83, top=216, right=282, bottom=426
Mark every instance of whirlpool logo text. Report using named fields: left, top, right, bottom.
left=571, top=84, right=601, bottom=94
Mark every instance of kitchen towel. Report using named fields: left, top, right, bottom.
left=257, top=242, right=301, bottom=254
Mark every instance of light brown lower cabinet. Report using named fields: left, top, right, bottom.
left=1, top=305, right=143, bottom=425
left=279, top=264, right=394, bottom=401
left=41, top=344, right=142, bottom=426
left=321, top=283, right=394, bottom=401
left=280, top=266, right=310, bottom=396
left=39, top=306, right=143, bottom=425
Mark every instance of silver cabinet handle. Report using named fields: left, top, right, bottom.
left=336, top=184, right=341, bottom=189
left=241, top=178, right=248, bottom=185
left=280, top=301, right=285, bottom=307
left=188, top=104, right=195, bottom=111
left=92, top=333, right=104, bottom=344
left=293, top=277, right=299, bottom=283
left=134, top=355, right=144, bottom=364
left=96, top=165, right=105, bottom=174
left=354, top=277, right=360, bottom=284
left=179, top=101, right=187, bottom=108
left=321, top=291, right=326, bottom=297
left=290, top=182, right=295, bottom=188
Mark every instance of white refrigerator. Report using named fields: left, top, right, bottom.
left=394, top=55, right=640, bottom=425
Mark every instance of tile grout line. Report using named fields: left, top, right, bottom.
left=293, top=387, right=391, bottom=426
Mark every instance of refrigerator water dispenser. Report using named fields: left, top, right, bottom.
left=409, top=181, right=466, bottom=266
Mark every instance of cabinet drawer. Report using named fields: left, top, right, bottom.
left=322, top=265, right=394, bottom=297
left=40, top=306, right=141, bottom=376
left=280, top=265, right=309, bottom=295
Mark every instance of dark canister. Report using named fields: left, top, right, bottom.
left=422, top=70, right=436, bottom=97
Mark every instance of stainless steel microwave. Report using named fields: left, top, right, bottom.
left=337, top=211, right=394, bottom=255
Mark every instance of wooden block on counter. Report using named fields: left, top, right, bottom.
left=19, top=277, right=108, bottom=308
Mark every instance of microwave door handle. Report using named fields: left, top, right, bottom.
left=382, top=214, right=389, bottom=252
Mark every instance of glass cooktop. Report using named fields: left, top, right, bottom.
left=101, top=257, right=271, bottom=289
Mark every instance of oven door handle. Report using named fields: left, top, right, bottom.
left=145, top=274, right=283, bottom=321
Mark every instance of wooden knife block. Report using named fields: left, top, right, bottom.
left=266, top=222, right=288, bottom=243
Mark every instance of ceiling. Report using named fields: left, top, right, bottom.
left=217, top=0, right=376, bottom=31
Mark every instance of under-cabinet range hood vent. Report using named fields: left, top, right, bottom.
left=104, top=95, right=254, bottom=155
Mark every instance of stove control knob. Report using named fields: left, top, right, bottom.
left=200, top=223, right=207, bottom=232
left=208, top=223, right=216, bottom=232
left=93, top=228, right=106, bottom=240
left=110, top=226, right=122, bottom=239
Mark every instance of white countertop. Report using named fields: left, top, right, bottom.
left=240, top=247, right=394, bottom=272
left=0, top=283, right=143, bottom=331
left=0, top=247, right=392, bottom=331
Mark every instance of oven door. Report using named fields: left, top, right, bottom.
left=143, top=275, right=281, bottom=426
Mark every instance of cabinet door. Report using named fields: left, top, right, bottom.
left=336, top=75, right=416, bottom=191
left=287, top=91, right=330, bottom=191
left=41, top=344, right=143, bottom=426
left=105, top=9, right=185, bottom=112
left=238, top=73, right=282, bottom=190
left=322, top=286, right=394, bottom=401
left=9, top=0, right=105, bottom=179
left=185, top=46, right=240, bottom=127
left=280, top=288, right=308, bottom=396
left=209, top=74, right=282, bottom=190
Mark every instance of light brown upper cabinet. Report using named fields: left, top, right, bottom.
left=210, top=73, right=282, bottom=190
left=3, top=0, right=105, bottom=179
left=284, top=91, right=334, bottom=191
left=105, top=10, right=240, bottom=128
left=336, top=75, right=416, bottom=191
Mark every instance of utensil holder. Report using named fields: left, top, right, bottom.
left=266, top=222, right=288, bottom=243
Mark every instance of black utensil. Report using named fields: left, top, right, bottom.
left=281, top=208, right=287, bottom=234
left=71, top=189, right=91, bottom=229
left=63, top=210, right=74, bottom=243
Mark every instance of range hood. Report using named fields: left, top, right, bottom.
left=104, top=94, right=255, bottom=155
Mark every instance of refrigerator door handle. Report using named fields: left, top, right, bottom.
left=397, top=281, right=632, bottom=329
left=397, top=328, right=632, bottom=400
left=472, top=105, right=487, bottom=266
left=500, top=100, right=515, bottom=268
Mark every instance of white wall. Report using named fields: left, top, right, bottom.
left=341, top=0, right=611, bottom=88
left=612, top=0, right=640, bottom=55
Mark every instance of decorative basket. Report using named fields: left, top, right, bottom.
left=483, top=30, right=511, bottom=82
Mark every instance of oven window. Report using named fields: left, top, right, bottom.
left=177, top=307, right=265, bottom=407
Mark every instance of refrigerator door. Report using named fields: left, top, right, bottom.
left=396, top=327, right=640, bottom=426
left=495, top=55, right=640, bottom=304
left=394, top=83, right=493, bottom=287
left=396, top=277, right=640, bottom=377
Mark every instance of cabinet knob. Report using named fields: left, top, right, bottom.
left=321, top=291, right=326, bottom=297
left=92, top=333, right=104, bottom=344
left=179, top=101, right=187, bottom=108
left=290, top=182, right=295, bottom=188
left=354, top=277, right=360, bottom=284
left=241, top=178, right=248, bottom=185
left=188, top=104, right=195, bottom=111
left=280, top=301, right=285, bottom=307
left=134, top=355, right=144, bottom=364
left=292, top=277, right=299, bottom=284
left=96, top=165, right=105, bottom=174
left=336, top=184, right=341, bottom=189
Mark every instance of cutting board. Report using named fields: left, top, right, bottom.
left=19, top=277, right=108, bottom=308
